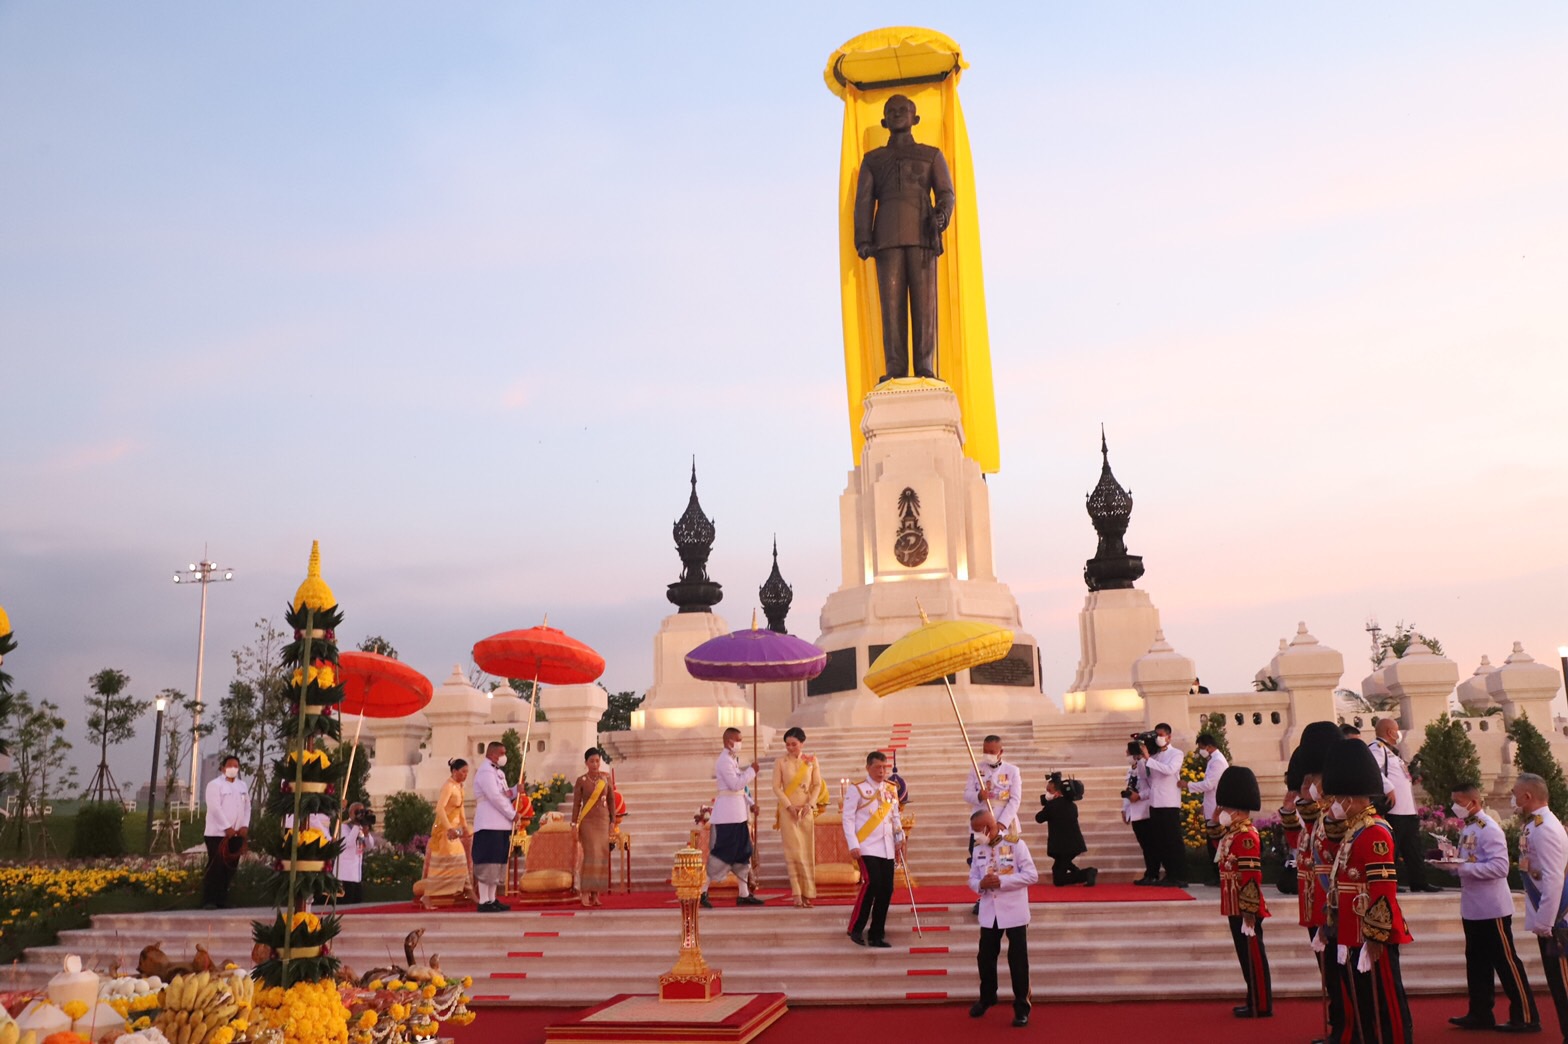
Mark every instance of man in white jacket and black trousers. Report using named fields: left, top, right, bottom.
left=969, top=805, right=1038, bottom=1027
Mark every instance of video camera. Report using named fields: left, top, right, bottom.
left=350, top=806, right=376, bottom=830
left=1042, top=770, right=1085, bottom=804
left=1130, top=730, right=1161, bottom=757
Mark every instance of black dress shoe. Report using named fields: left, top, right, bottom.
left=1084, top=868, right=1099, bottom=887
left=1133, top=877, right=1156, bottom=886
left=699, top=893, right=713, bottom=909
left=969, top=1000, right=993, bottom=1018
left=849, top=931, right=866, bottom=946
left=971, top=902, right=980, bottom=914
left=869, top=938, right=891, bottom=948
left=737, top=894, right=765, bottom=906
left=1497, top=1021, right=1543, bottom=1034
left=1449, top=1014, right=1496, bottom=1029
left=1012, top=1011, right=1029, bottom=1027
left=490, top=900, right=511, bottom=912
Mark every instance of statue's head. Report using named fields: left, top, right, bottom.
left=881, top=94, right=919, bottom=131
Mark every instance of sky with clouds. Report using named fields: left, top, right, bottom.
left=2, top=3, right=1565, bottom=787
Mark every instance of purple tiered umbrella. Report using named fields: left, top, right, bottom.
left=685, top=614, right=827, bottom=884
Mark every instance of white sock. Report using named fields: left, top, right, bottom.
left=478, top=882, right=495, bottom=905
left=736, top=875, right=750, bottom=899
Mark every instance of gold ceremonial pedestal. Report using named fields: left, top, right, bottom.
left=659, top=836, right=723, bottom=1002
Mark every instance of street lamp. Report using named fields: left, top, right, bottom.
left=173, top=549, right=235, bottom=814
left=145, top=693, right=167, bottom=854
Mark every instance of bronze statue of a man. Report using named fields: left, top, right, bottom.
left=853, top=94, right=955, bottom=382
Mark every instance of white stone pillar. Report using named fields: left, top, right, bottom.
left=1385, top=643, right=1459, bottom=753
left=538, top=683, right=610, bottom=783
left=1486, top=643, right=1562, bottom=727
left=358, top=710, right=429, bottom=808
left=1456, top=655, right=1499, bottom=715
left=1132, top=630, right=1194, bottom=739
left=1274, top=622, right=1344, bottom=760
left=414, top=665, right=493, bottom=797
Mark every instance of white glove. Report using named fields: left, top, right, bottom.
left=1337, top=944, right=1349, bottom=966
left=1357, top=946, right=1373, bottom=973
left=1240, top=920, right=1256, bottom=938
left=1311, top=932, right=1326, bottom=953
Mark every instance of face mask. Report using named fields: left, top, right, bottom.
left=983, top=753, right=1001, bottom=768
left=496, top=755, right=507, bottom=768
left=1510, top=795, right=1521, bottom=813
left=1217, top=811, right=1233, bottom=828
left=224, top=767, right=238, bottom=780
left=1200, top=749, right=1211, bottom=760
left=1393, top=731, right=1403, bottom=745
left=1156, top=736, right=1169, bottom=748
left=1452, top=802, right=1470, bottom=820
left=1307, top=783, right=1321, bottom=802
left=1328, top=801, right=1346, bottom=820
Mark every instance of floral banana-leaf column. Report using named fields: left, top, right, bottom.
left=0, top=602, right=16, bottom=738
left=250, top=542, right=351, bottom=1044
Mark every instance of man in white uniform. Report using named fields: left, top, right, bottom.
left=1516, top=772, right=1568, bottom=1042
left=1140, top=722, right=1187, bottom=888
left=1185, top=732, right=1228, bottom=883
left=201, top=755, right=251, bottom=909
left=844, top=750, right=905, bottom=947
left=337, top=803, right=376, bottom=905
left=1370, top=717, right=1439, bottom=892
left=472, top=740, right=518, bottom=912
left=704, top=727, right=764, bottom=908
left=969, top=806, right=1038, bottom=1027
left=1444, top=781, right=1538, bottom=1031
left=963, top=734, right=1022, bottom=913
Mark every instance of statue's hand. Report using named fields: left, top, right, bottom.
left=855, top=243, right=874, bottom=260
left=936, top=211, right=951, bottom=233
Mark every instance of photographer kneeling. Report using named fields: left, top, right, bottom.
left=1036, top=772, right=1097, bottom=887
left=338, top=802, right=378, bottom=905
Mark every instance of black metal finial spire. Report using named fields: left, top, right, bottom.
left=1083, top=427, right=1144, bottom=591
left=668, top=458, right=722, bottom=613
left=759, top=535, right=793, bottom=633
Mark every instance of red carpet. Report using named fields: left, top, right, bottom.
left=343, top=882, right=1188, bottom=916
left=446, top=994, right=1532, bottom=1044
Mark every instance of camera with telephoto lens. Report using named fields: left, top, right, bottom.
left=351, top=807, right=376, bottom=829
left=1131, top=730, right=1161, bottom=757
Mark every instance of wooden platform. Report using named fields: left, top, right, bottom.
left=544, top=993, right=787, bottom=1044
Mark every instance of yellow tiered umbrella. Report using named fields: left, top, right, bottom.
left=865, top=605, right=1013, bottom=818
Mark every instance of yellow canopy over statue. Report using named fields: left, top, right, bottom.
left=825, top=27, right=1000, bottom=474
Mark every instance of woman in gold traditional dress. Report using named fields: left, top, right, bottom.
left=571, top=747, right=616, bottom=908
left=420, top=758, right=472, bottom=908
left=772, top=726, right=823, bottom=907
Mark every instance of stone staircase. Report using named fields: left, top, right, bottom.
left=15, top=893, right=1535, bottom=1005
left=610, top=719, right=1147, bottom=890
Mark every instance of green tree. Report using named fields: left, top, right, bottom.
left=1196, top=711, right=1233, bottom=760
left=329, top=739, right=373, bottom=808
left=1371, top=621, right=1443, bottom=669
left=1414, top=713, right=1481, bottom=805
left=83, top=668, right=149, bottom=802
left=0, top=625, right=17, bottom=757
left=501, top=728, right=524, bottom=788
left=358, top=635, right=399, bottom=659
left=382, top=791, right=435, bottom=846
left=598, top=689, right=645, bottom=733
left=157, top=690, right=212, bottom=820
left=1509, top=711, right=1568, bottom=819
left=2, top=693, right=74, bottom=855
left=225, top=618, right=290, bottom=808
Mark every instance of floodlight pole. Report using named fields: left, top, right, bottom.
left=174, top=549, right=235, bottom=815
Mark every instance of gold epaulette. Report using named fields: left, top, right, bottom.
left=1363, top=895, right=1395, bottom=944
left=1278, top=806, right=1301, bottom=830
left=1238, top=879, right=1263, bottom=915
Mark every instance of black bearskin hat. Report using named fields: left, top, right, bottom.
left=1322, top=736, right=1382, bottom=797
left=1215, top=765, right=1261, bottom=812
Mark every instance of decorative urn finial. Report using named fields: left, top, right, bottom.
left=1083, top=427, right=1145, bottom=591
left=759, top=536, right=793, bottom=634
left=668, top=459, right=723, bottom=613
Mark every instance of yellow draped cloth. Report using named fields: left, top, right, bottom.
left=421, top=778, right=471, bottom=908
left=825, top=26, right=1000, bottom=474
left=772, top=754, right=823, bottom=900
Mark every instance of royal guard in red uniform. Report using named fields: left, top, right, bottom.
left=1215, top=765, right=1272, bottom=1018
left=1323, top=738, right=1413, bottom=1042
left=1285, top=721, right=1348, bottom=1043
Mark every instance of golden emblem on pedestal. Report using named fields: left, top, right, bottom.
left=659, top=843, right=723, bottom=1002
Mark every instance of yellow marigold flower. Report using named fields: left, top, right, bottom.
left=132, top=1016, right=152, bottom=1030
left=357, top=1011, right=377, bottom=1029
left=386, top=979, right=404, bottom=991
left=367, top=979, right=384, bottom=990
left=62, top=1001, right=89, bottom=1020
left=420, top=984, right=436, bottom=999
left=209, top=1027, right=236, bottom=1044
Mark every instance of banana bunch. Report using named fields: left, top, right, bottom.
left=0, top=1021, right=39, bottom=1044
left=154, top=971, right=240, bottom=1044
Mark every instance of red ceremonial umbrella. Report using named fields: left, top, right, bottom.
left=333, top=651, right=434, bottom=831
left=472, top=618, right=606, bottom=808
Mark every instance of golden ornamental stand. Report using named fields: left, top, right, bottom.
left=659, top=833, right=723, bottom=1002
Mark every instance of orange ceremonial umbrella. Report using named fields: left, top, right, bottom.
left=333, top=650, right=433, bottom=830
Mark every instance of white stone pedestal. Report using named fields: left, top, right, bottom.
left=797, top=379, right=1050, bottom=728
left=539, top=683, right=609, bottom=781
left=1063, top=588, right=1164, bottom=719
left=630, top=611, right=753, bottom=733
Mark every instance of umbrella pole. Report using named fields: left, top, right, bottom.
left=330, top=710, right=368, bottom=840
left=942, top=676, right=993, bottom=819
left=749, top=682, right=761, bottom=892
left=508, top=668, right=543, bottom=895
